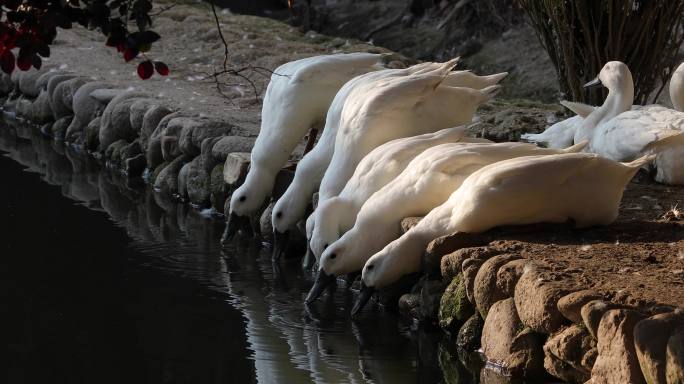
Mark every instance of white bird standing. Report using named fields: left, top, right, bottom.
left=353, top=152, right=654, bottom=315
left=523, top=60, right=684, bottom=149
left=270, top=66, right=508, bottom=260
left=576, top=61, right=684, bottom=184
left=223, top=53, right=385, bottom=240
left=306, top=140, right=586, bottom=303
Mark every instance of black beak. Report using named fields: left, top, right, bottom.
left=351, top=282, right=375, bottom=317
left=583, top=77, right=602, bottom=88
left=221, top=212, right=251, bottom=244
left=272, top=230, right=290, bottom=262
left=302, top=242, right=315, bottom=270
left=305, top=269, right=337, bottom=304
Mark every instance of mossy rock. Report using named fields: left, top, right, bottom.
left=209, top=163, right=226, bottom=211
left=457, top=313, right=484, bottom=352
left=439, top=273, right=474, bottom=333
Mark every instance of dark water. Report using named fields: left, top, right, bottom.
left=0, top=118, right=487, bottom=384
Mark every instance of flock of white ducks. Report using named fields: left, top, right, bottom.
left=223, top=53, right=684, bottom=314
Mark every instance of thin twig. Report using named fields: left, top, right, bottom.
left=149, top=3, right=178, bottom=16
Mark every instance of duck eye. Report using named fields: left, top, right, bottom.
left=275, top=211, right=282, bottom=219
left=330, top=253, right=336, bottom=259
left=238, top=196, right=246, bottom=202
left=323, top=243, right=328, bottom=250
left=366, top=264, right=374, bottom=270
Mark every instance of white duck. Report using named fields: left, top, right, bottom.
left=523, top=60, right=684, bottom=149
left=308, top=126, right=490, bottom=261
left=520, top=101, right=594, bottom=148
left=353, top=152, right=654, bottom=315
left=223, top=53, right=385, bottom=239
left=271, top=66, right=508, bottom=260
left=669, top=61, right=684, bottom=112
left=307, top=140, right=586, bottom=303
left=576, top=61, right=684, bottom=184
left=316, top=63, right=501, bottom=226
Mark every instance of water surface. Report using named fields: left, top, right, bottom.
left=0, top=120, right=481, bottom=383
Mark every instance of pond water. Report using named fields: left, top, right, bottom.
left=0, top=119, right=490, bottom=383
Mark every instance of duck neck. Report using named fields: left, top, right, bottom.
left=578, top=76, right=634, bottom=143
left=670, top=71, right=684, bottom=112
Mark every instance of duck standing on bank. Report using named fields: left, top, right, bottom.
left=306, top=140, right=586, bottom=303
left=523, top=60, right=684, bottom=151
left=353, top=152, right=654, bottom=315
left=271, top=65, right=507, bottom=261
left=575, top=61, right=684, bottom=184
left=222, top=53, right=385, bottom=241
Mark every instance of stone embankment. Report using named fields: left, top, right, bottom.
left=1, top=1, right=681, bottom=382
left=399, top=214, right=684, bottom=382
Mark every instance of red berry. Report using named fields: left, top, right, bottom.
left=154, top=61, right=169, bottom=76
left=137, top=60, right=153, bottom=80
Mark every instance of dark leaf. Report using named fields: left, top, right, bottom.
left=6, top=11, right=25, bottom=23
left=129, top=30, right=160, bottom=47
left=5, top=0, right=21, bottom=10
left=154, top=61, right=169, bottom=76
left=137, top=60, right=153, bottom=79
left=31, top=54, right=41, bottom=70
left=17, top=52, right=32, bottom=71
left=0, top=50, right=15, bottom=74
left=35, top=43, right=50, bottom=57
left=123, top=47, right=138, bottom=62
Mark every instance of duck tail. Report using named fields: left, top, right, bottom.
left=644, top=130, right=684, bottom=154
left=560, top=100, right=595, bottom=118
left=440, top=57, right=461, bottom=72
left=484, top=71, right=509, bottom=84
left=478, top=85, right=502, bottom=102
left=562, top=139, right=588, bottom=153
left=625, top=154, right=657, bottom=169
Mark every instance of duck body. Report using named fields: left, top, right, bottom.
left=317, top=67, right=501, bottom=211
left=318, top=141, right=586, bottom=279
left=573, top=62, right=684, bottom=184
left=359, top=152, right=653, bottom=292
left=228, top=53, right=384, bottom=222
left=272, top=65, right=507, bottom=237
left=309, top=126, right=489, bottom=259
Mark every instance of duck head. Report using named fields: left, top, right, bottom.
left=584, top=61, right=633, bottom=93
left=229, top=168, right=274, bottom=217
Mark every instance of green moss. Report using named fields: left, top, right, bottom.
left=439, top=274, right=474, bottom=332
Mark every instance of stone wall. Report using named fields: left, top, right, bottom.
left=399, top=219, right=684, bottom=383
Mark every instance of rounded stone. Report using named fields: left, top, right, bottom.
left=634, top=311, right=684, bottom=384
left=474, top=253, right=521, bottom=318
left=481, top=298, right=545, bottom=377
left=496, top=258, right=529, bottom=298
left=558, top=290, right=604, bottom=324
left=592, top=309, right=647, bottom=384
left=666, top=328, right=684, bottom=383
left=439, top=273, right=474, bottom=333
left=514, top=266, right=573, bottom=334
